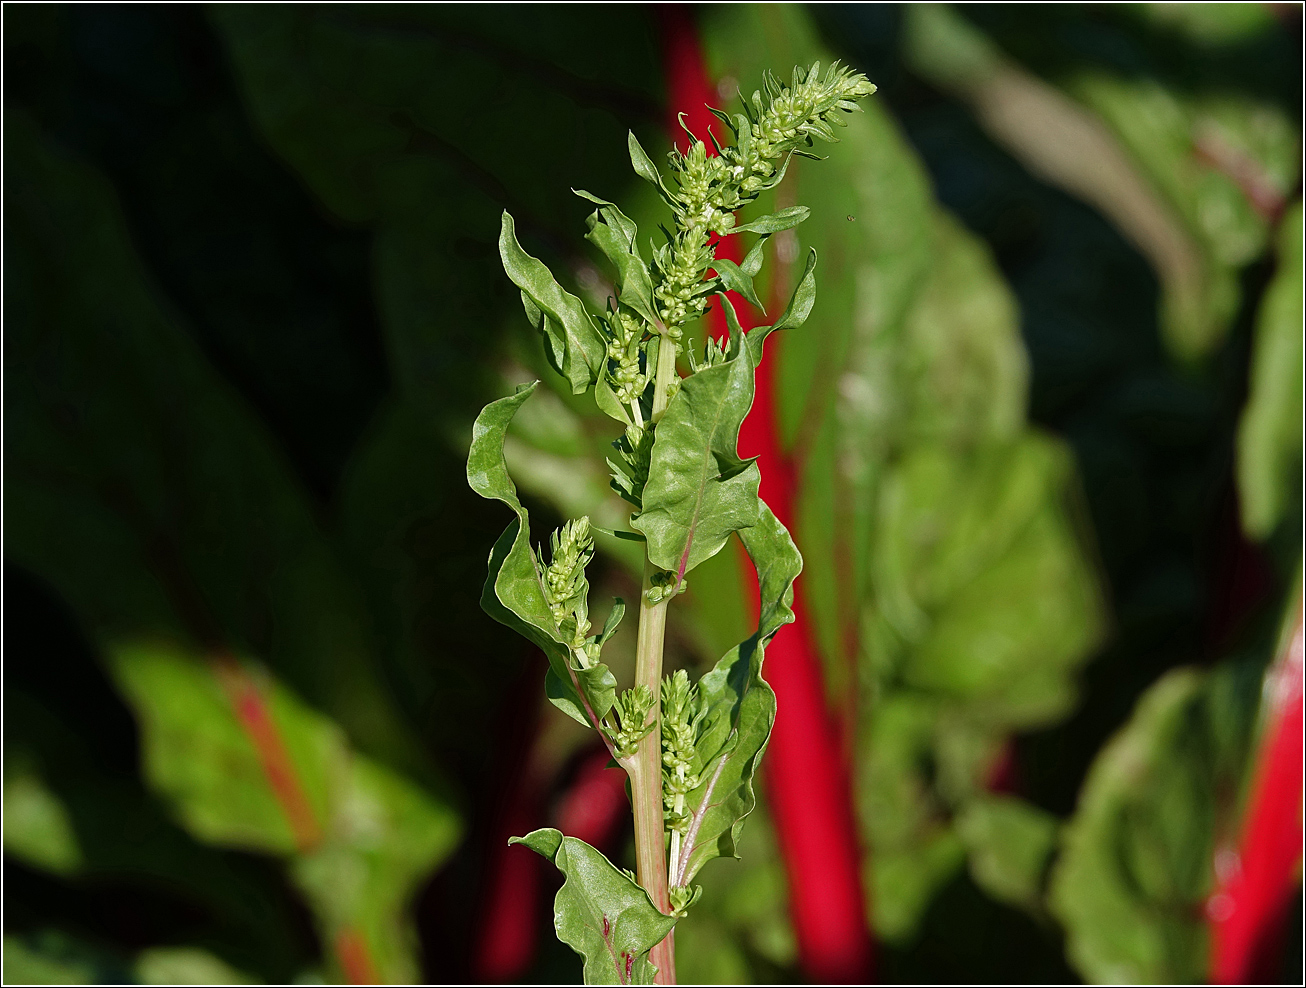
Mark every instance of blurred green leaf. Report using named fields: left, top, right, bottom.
left=954, top=796, right=1058, bottom=912
left=1049, top=664, right=1260, bottom=984
left=1237, top=201, right=1304, bottom=539
left=109, top=641, right=460, bottom=984
left=511, top=828, right=678, bottom=984
left=2, top=762, right=82, bottom=876
left=136, top=947, right=259, bottom=985
left=1071, top=74, right=1297, bottom=358
left=1, top=935, right=95, bottom=986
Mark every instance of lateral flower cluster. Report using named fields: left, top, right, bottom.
left=470, top=60, right=875, bottom=985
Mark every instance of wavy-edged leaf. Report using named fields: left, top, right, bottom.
left=499, top=211, right=605, bottom=395
left=577, top=192, right=660, bottom=326
left=731, top=205, right=810, bottom=235
left=467, top=384, right=618, bottom=726
left=511, top=828, right=678, bottom=984
left=633, top=328, right=761, bottom=578
left=673, top=504, right=800, bottom=887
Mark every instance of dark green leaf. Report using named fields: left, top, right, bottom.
left=632, top=329, right=761, bottom=578
left=499, top=211, right=605, bottom=395
left=511, top=828, right=678, bottom=984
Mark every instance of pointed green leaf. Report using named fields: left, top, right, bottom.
left=731, top=205, right=811, bottom=234
left=771, top=247, right=818, bottom=332
left=467, top=384, right=616, bottom=726
left=673, top=504, right=801, bottom=887
left=499, top=211, right=605, bottom=395
left=577, top=192, right=660, bottom=326
left=712, top=258, right=765, bottom=311
left=632, top=329, right=761, bottom=579
left=596, top=376, right=634, bottom=426
left=597, top=599, right=626, bottom=647
left=511, top=828, right=678, bottom=984
left=628, top=131, right=675, bottom=208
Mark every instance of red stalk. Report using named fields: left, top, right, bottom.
left=1208, top=604, right=1304, bottom=983
left=657, top=9, right=874, bottom=981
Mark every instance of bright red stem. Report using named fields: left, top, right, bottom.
left=1209, top=606, right=1304, bottom=983
left=658, top=9, right=874, bottom=981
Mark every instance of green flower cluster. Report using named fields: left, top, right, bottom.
left=661, top=670, right=705, bottom=835
left=651, top=61, right=876, bottom=334
left=607, top=684, right=656, bottom=758
left=538, top=516, right=594, bottom=647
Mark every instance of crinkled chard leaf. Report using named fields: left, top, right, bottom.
left=499, top=211, right=605, bottom=395
left=511, top=828, right=678, bottom=985
left=632, top=327, right=761, bottom=578
left=467, top=384, right=618, bottom=727
left=673, top=503, right=801, bottom=886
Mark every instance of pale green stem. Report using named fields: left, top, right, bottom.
left=632, top=328, right=681, bottom=984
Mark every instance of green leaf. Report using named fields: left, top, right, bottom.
left=954, top=795, right=1058, bottom=912
left=632, top=329, right=761, bottom=578
left=136, top=948, right=259, bottom=986
left=712, top=258, right=765, bottom=311
left=1048, top=666, right=1256, bottom=984
left=674, top=504, right=800, bottom=886
left=109, top=641, right=461, bottom=985
left=771, top=247, right=818, bottom=332
left=577, top=192, right=660, bottom=326
left=467, top=384, right=618, bottom=726
left=731, top=205, right=810, bottom=234
left=597, top=599, right=627, bottom=647
left=628, top=131, right=672, bottom=206
left=511, top=828, right=678, bottom=984
left=2, top=935, right=97, bottom=986
left=596, top=376, right=635, bottom=426
left=499, top=211, right=605, bottom=395
left=1236, top=200, right=1303, bottom=539
left=740, top=247, right=820, bottom=368
left=2, top=763, right=82, bottom=876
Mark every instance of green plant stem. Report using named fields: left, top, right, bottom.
left=651, top=332, right=679, bottom=420
left=632, top=328, right=681, bottom=984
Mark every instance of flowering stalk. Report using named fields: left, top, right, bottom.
left=468, top=62, right=875, bottom=984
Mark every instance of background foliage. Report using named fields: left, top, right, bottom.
left=4, top=4, right=1301, bottom=984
